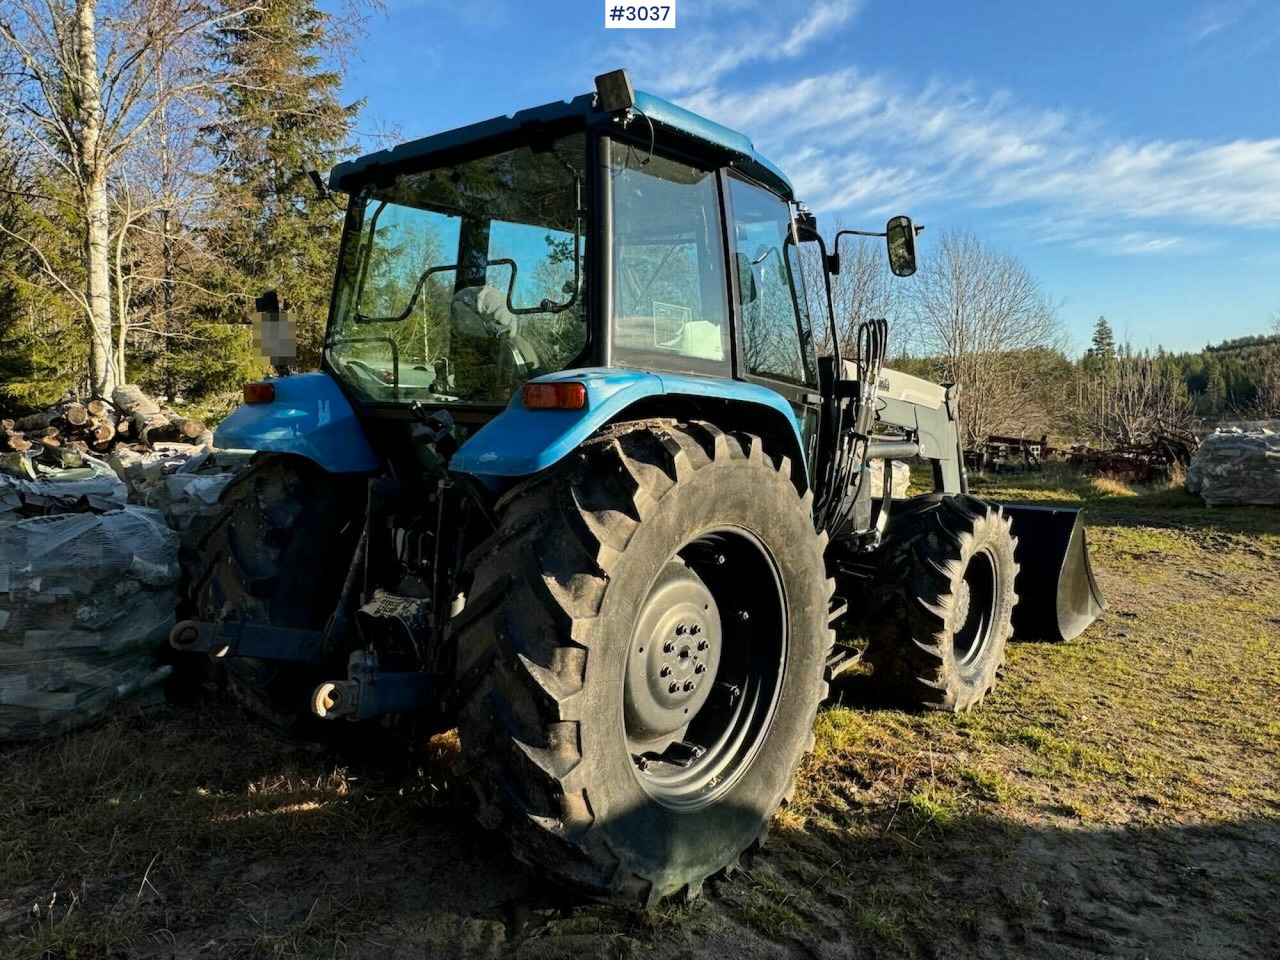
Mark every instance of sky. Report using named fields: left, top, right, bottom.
left=335, top=0, right=1280, bottom=355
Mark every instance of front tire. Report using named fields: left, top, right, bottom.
left=861, top=494, right=1018, bottom=712
left=453, top=421, right=833, bottom=904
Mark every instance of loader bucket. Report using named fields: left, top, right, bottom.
left=1001, top=504, right=1106, bottom=642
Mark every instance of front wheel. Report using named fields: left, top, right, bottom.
left=452, top=421, right=833, bottom=903
left=861, top=493, right=1019, bottom=712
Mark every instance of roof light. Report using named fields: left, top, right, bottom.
left=523, top=381, right=587, bottom=411
left=595, top=69, right=636, bottom=114
left=244, top=382, right=275, bottom=404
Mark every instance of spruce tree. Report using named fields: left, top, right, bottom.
left=197, top=0, right=363, bottom=379
left=1089, top=316, right=1115, bottom=362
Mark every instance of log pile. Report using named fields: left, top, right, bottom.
left=0, top=385, right=211, bottom=477
left=1186, top=427, right=1280, bottom=507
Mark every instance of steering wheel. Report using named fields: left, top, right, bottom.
left=344, top=358, right=394, bottom=394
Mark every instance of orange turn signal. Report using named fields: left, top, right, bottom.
left=243, top=382, right=276, bottom=404
left=522, top=381, right=587, bottom=411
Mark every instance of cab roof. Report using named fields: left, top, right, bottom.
left=329, top=87, right=794, bottom=201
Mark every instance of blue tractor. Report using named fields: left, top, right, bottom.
left=171, top=71, right=1104, bottom=904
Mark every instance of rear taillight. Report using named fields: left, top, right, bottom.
left=244, top=382, right=275, bottom=404
left=522, top=381, right=587, bottom=411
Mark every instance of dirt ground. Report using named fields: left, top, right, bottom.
left=3, top=472, right=1279, bottom=959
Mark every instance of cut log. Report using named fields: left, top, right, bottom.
left=2, top=433, right=33, bottom=454
left=89, top=418, right=116, bottom=446
left=133, top=413, right=182, bottom=447
left=0, top=421, right=31, bottom=453
left=164, top=412, right=207, bottom=440
left=14, top=409, right=60, bottom=432
left=111, top=384, right=161, bottom=418
left=63, top=403, right=88, bottom=426
left=85, top=398, right=110, bottom=419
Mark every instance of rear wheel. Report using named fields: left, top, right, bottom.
left=861, top=493, right=1018, bottom=712
left=452, top=421, right=833, bottom=903
left=191, top=455, right=365, bottom=736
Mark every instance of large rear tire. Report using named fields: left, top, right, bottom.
left=191, top=455, right=365, bottom=736
left=861, top=493, right=1018, bottom=712
left=452, top=421, right=833, bottom=904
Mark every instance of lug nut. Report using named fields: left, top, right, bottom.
left=690, top=624, right=701, bottom=636
left=683, top=680, right=696, bottom=692
left=663, top=640, right=675, bottom=653
left=660, top=665, right=671, bottom=677
left=695, top=663, right=706, bottom=674
left=668, top=681, right=680, bottom=694
left=675, top=624, right=687, bottom=635
left=697, top=639, right=709, bottom=651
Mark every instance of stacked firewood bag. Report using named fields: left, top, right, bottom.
left=0, top=386, right=248, bottom=740
left=0, top=472, right=180, bottom=741
left=1186, top=427, right=1280, bottom=507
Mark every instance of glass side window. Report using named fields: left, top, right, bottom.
left=326, top=132, right=588, bottom=404
left=728, top=175, right=815, bottom=386
left=610, top=144, right=729, bottom=373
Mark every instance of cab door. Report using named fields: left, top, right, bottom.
left=722, top=172, right=822, bottom=472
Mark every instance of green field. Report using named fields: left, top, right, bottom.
left=3, top=472, right=1278, bottom=959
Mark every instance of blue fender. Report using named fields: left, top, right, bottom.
left=450, top=367, right=804, bottom=482
left=213, top=372, right=379, bottom=473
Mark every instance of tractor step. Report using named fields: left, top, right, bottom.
left=824, top=642, right=863, bottom=683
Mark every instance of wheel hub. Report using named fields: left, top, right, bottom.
left=625, top=562, right=722, bottom=753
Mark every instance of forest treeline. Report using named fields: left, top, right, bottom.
left=2, top=1, right=1277, bottom=444
left=891, top=319, right=1280, bottom=448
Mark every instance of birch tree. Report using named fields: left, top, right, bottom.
left=902, top=229, right=1062, bottom=445
left=0, top=0, right=256, bottom=396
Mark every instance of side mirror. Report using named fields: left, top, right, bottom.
left=885, top=215, right=919, bottom=277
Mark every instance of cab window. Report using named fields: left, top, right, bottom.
left=610, top=143, right=730, bottom=374
left=728, top=175, right=815, bottom=386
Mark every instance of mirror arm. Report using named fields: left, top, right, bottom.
left=829, top=228, right=888, bottom=275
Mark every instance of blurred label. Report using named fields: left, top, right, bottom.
left=605, top=2, right=675, bottom=28
left=254, top=314, right=298, bottom=364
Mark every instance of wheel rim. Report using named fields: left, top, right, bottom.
left=624, top=526, right=788, bottom=811
left=953, top=548, right=997, bottom=666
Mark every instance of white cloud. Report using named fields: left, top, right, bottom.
left=667, top=67, right=1280, bottom=253
left=602, top=0, right=863, bottom=94
left=1184, top=1, right=1280, bottom=58
left=594, top=0, right=1280, bottom=255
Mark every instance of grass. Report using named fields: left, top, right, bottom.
left=2, top=467, right=1279, bottom=957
